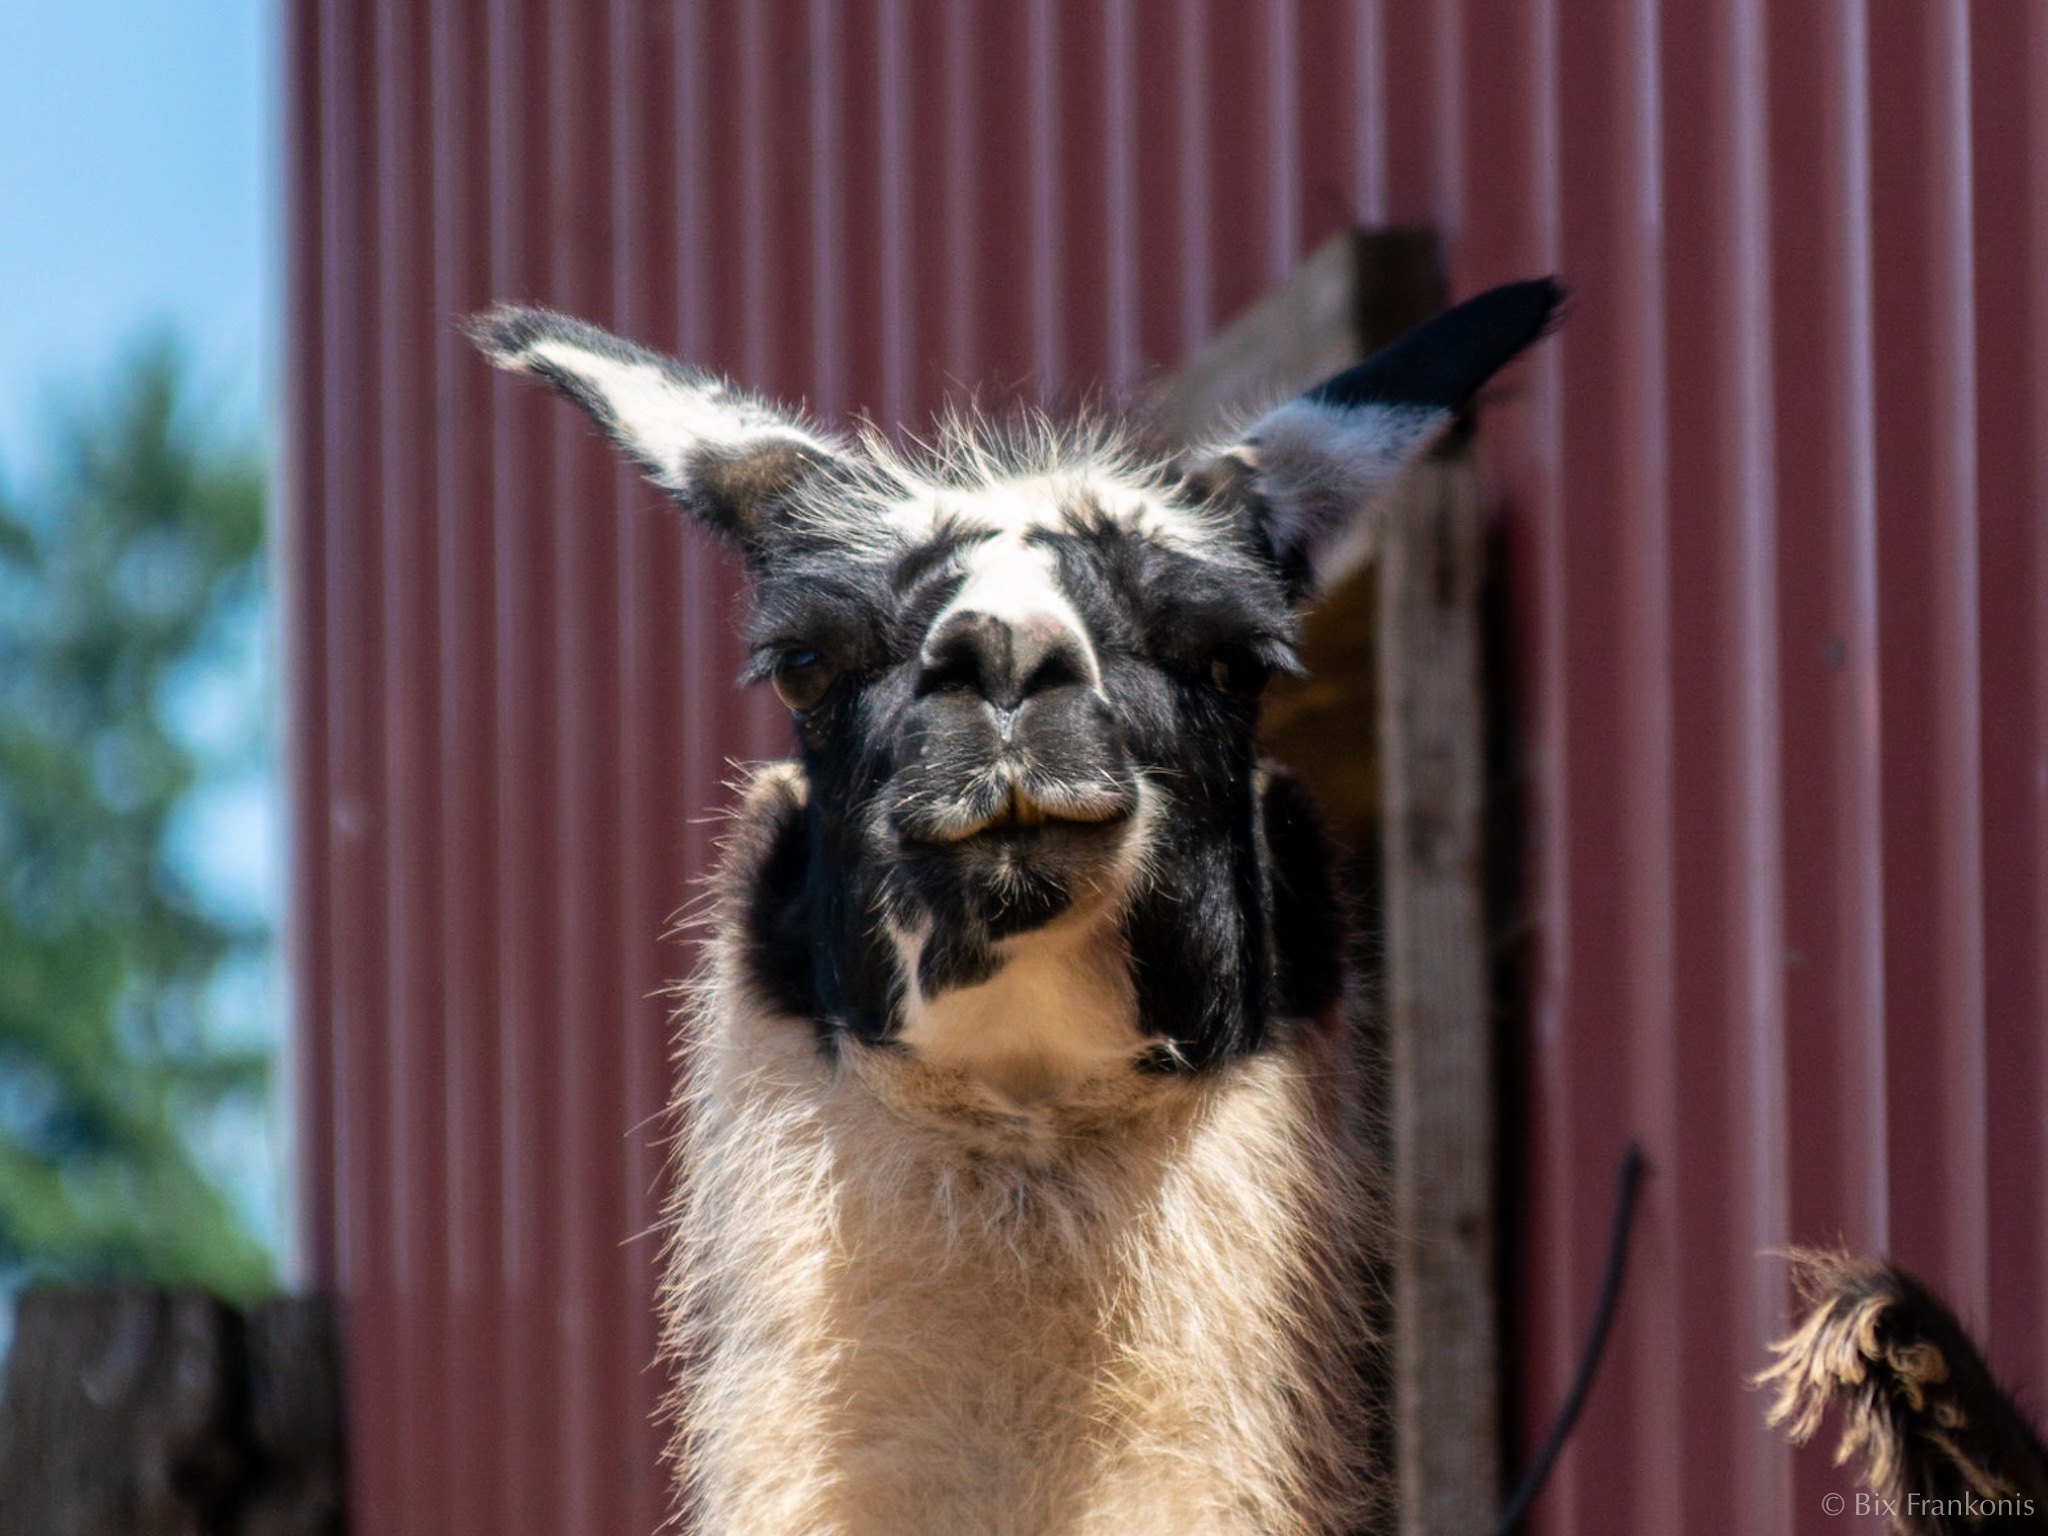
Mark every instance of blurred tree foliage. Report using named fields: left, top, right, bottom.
left=0, top=341, right=274, bottom=1301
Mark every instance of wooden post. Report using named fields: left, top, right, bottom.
left=1150, top=228, right=1502, bottom=1535
left=1378, top=455, right=1500, bottom=1536
left=0, top=1289, right=346, bottom=1536
left=1142, top=230, right=1370, bottom=448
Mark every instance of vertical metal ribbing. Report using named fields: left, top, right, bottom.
left=483, top=0, right=556, bottom=1528
left=429, top=0, right=504, bottom=1526
left=284, top=7, right=2048, bottom=1532
left=372, top=0, right=445, bottom=1525
left=1866, top=0, right=1988, bottom=1313
left=1657, top=0, right=1788, bottom=1528
left=1967, top=0, right=2048, bottom=1421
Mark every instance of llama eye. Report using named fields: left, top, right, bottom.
left=1208, top=646, right=1273, bottom=702
left=771, top=648, right=836, bottom=712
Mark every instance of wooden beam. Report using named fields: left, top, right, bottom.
left=1141, top=225, right=1446, bottom=446
left=1141, top=230, right=1365, bottom=445
left=1378, top=453, right=1499, bottom=1536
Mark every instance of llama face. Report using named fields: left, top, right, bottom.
left=473, top=282, right=1558, bottom=1094
left=735, top=448, right=1307, bottom=1090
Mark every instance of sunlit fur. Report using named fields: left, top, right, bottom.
left=664, top=766, right=1381, bottom=1536
left=1760, top=1250, right=2048, bottom=1536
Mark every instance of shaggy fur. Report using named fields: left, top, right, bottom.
left=472, top=279, right=1561, bottom=1535
left=1760, top=1249, right=2048, bottom=1535
left=667, top=766, right=1380, bottom=1536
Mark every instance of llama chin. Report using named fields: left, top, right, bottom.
left=472, top=279, right=1562, bottom=1535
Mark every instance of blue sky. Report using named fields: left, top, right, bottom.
left=0, top=0, right=276, bottom=927
left=0, top=0, right=279, bottom=951
left=0, top=1, right=282, bottom=1254
left=0, top=0, right=272, bottom=481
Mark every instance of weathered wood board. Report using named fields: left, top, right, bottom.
left=0, top=1289, right=345, bottom=1536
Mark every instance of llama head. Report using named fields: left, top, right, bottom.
left=472, top=283, right=1558, bottom=1099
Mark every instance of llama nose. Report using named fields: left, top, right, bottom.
left=917, top=610, right=1091, bottom=712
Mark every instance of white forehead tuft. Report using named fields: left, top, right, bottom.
left=777, top=416, right=1256, bottom=567
left=871, top=470, right=1224, bottom=553
left=936, top=531, right=1101, bottom=684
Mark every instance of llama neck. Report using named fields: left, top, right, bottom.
left=892, top=907, right=1143, bottom=1106
left=671, top=984, right=1376, bottom=1536
left=666, top=763, right=1374, bottom=1534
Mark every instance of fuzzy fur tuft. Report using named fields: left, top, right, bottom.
left=1759, top=1249, right=2048, bottom=1534
left=659, top=765, right=1384, bottom=1536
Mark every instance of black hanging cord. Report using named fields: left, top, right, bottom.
left=1490, top=1141, right=1648, bottom=1536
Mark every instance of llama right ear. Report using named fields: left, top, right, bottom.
left=468, top=306, right=848, bottom=551
left=1186, top=278, right=1563, bottom=599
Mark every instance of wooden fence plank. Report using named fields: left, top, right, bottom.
left=0, top=1289, right=344, bottom=1536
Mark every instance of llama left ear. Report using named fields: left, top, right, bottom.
left=1193, top=277, right=1563, bottom=598
left=468, top=305, right=850, bottom=556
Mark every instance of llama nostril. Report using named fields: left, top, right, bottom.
left=1021, top=646, right=1085, bottom=697
left=916, top=613, right=1009, bottom=701
left=918, top=610, right=1090, bottom=710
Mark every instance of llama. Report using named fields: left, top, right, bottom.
left=472, top=281, right=1559, bottom=1536
left=1762, top=1250, right=2048, bottom=1536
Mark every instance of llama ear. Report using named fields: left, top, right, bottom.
left=468, top=305, right=848, bottom=551
left=1192, top=278, right=1563, bottom=598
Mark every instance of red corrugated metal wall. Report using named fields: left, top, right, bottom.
left=283, top=3, right=2048, bottom=1533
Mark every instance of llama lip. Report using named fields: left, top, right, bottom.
left=906, top=784, right=1135, bottom=846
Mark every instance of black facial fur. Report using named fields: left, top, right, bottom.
left=474, top=281, right=1563, bottom=1079
left=724, top=467, right=1334, bottom=1072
